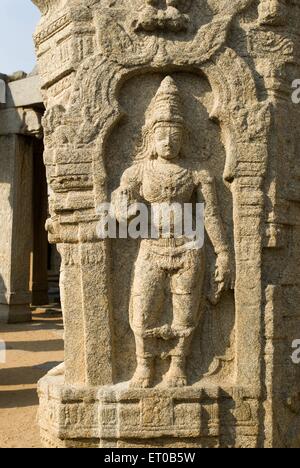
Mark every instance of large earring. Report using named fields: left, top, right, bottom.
left=180, top=128, right=188, bottom=159
left=149, top=129, right=157, bottom=159
left=150, top=141, right=157, bottom=159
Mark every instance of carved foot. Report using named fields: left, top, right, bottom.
left=165, top=357, right=188, bottom=388
left=130, top=376, right=151, bottom=389
left=130, top=357, right=154, bottom=389
left=166, top=377, right=187, bottom=387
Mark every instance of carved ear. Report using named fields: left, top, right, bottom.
left=149, top=137, right=157, bottom=160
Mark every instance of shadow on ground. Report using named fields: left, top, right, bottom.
left=0, top=361, right=62, bottom=389
left=0, top=389, right=39, bottom=409
left=0, top=307, right=64, bottom=447
left=4, top=340, right=63, bottom=353
left=0, top=306, right=63, bottom=334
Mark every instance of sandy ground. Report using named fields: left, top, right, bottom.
left=0, top=307, right=63, bottom=448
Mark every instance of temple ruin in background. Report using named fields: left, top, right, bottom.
left=0, top=71, right=60, bottom=323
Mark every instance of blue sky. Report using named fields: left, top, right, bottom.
left=0, top=0, right=41, bottom=75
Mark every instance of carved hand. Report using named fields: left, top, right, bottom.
left=112, top=186, right=140, bottom=222
left=209, top=251, right=235, bottom=305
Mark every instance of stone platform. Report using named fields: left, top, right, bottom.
left=38, top=375, right=259, bottom=448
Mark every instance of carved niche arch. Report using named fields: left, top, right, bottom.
left=37, top=0, right=270, bottom=393
left=63, top=40, right=270, bottom=390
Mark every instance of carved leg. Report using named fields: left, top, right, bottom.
left=160, top=293, right=194, bottom=387
left=130, top=290, right=164, bottom=388
left=166, top=252, right=205, bottom=387
left=130, top=248, right=166, bottom=388
left=165, top=356, right=188, bottom=387
left=130, top=356, right=155, bottom=389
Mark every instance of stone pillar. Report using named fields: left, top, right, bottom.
left=31, top=139, right=49, bottom=306
left=0, top=134, right=33, bottom=322
left=32, top=0, right=300, bottom=448
left=0, top=75, right=43, bottom=323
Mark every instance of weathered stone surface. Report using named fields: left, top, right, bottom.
left=32, top=0, right=300, bottom=448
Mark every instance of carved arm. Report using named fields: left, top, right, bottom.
left=111, top=164, right=143, bottom=223
left=196, top=172, right=234, bottom=303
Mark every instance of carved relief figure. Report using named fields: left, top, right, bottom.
left=112, top=76, right=233, bottom=388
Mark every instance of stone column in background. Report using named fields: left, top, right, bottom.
left=0, top=134, right=33, bottom=322
left=0, top=75, right=43, bottom=323
left=30, top=139, right=49, bottom=307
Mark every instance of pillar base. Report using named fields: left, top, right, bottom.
left=31, top=291, right=49, bottom=307
left=0, top=303, right=32, bottom=323
left=38, top=374, right=260, bottom=448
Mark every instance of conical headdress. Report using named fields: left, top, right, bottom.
left=147, top=76, right=184, bottom=127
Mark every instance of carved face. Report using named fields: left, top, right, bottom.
left=153, top=124, right=183, bottom=160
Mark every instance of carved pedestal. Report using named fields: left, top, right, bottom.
left=32, top=0, right=300, bottom=448
left=39, top=376, right=259, bottom=448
